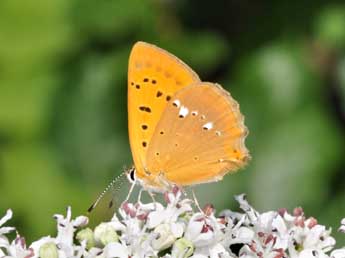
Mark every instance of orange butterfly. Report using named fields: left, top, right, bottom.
left=127, top=42, right=250, bottom=192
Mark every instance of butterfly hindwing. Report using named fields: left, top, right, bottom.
left=145, top=82, right=250, bottom=187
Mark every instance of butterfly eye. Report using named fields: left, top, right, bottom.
left=127, top=167, right=136, bottom=183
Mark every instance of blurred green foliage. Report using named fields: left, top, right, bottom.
left=0, top=0, right=344, bottom=246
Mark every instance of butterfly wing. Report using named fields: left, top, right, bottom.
left=128, top=42, right=200, bottom=180
left=145, top=82, right=250, bottom=187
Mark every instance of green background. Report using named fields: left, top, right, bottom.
left=0, top=0, right=344, bottom=246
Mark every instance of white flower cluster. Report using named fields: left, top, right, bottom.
left=1, top=188, right=345, bottom=258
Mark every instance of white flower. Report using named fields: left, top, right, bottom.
left=6, top=235, right=34, bottom=258
left=147, top=187, right=192, bottom=237
left=298, top=249, right=329, bottom=258
left=339, top=218, right=345, bottom=233
left=208, top=243, right=233, bottom=258
left=287, top=221, right=335, bottom=257
left=28, top=206, right=89, bottom=258
left=117, top=205, right=156, bottom=257
left=52, top=206, right=88, bottom=256
left=271, top=213, right=289, bottom=248
left=304, top=225, right=335, bottom=251
left=0, top=209, right=15, bottom=236
left=0, top=210, right=33, bottom=258
left=1, top=190, right=345, bottom=258
left=185, top=213, right=220, bottom=248
left=234, top=194, right=259, bottom=222
left=85, top=247, right=103, bottom=258
left=237, top=245, right=254, bottom=258
left=184, top=212, right=228, bottom=258
left=152, top=223, right=177, bottom=250
left=103, top=242, right=130, bottom=258
left=330, top=248, right=345, bottom=258
left=0, top=209, right=14, bottom=253
left=54, top=206, right=89, bottom=246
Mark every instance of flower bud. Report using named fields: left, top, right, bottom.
left=76, top=228, right=95, bottom=249
left=39, top=242, right=58, bottom=258
left=73, top=215, right=89, bottom=227
left=172, top=238, right=194, bottom=258
left=152, top=224, right=176, bottom=251
left=94, top=223, right=119, bottom=246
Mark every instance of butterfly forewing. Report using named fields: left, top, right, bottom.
left=145, top=82, right=250, bottom=187
left=128, top=42, right=200, bottom=180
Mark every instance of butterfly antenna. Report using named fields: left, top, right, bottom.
left=87, top=173, right=125, bottom=213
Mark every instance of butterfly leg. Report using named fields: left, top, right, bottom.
left=192, top=189, right=203, bottom=213
left=122, top=180, right=136, bottom=204
left=137, top=188, right=144, bottom=204
left=156, top=171, right=174, bottom=191
left=180, top=186, right=187, bottom=196
left=147, top=190, right=158, bottom=209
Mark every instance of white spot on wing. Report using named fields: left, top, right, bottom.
left=203, top=122, right=213, bottom=130
left=179, top=106, right=189, bottom=118
left=173, top=100, right=180, bottom=108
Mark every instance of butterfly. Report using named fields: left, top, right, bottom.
left=127, top=41, right=250, bottom=192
